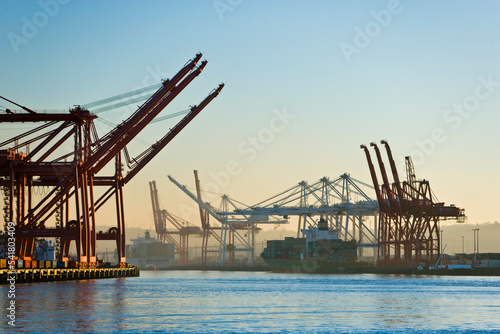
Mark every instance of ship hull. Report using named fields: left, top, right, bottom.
left=262, top=257, right=367, bottom=274
left=126, top=231, right=175, bottom=270
left=261, top=235, right=360, bottom=274
left=126, top=257, right=173, bottom=270
left=262, top=258, right=500, bottom=276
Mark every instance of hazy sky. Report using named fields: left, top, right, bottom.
left=1, top=0, right=499, bottom=233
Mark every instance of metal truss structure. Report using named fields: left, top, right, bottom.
left=232, top=174, right=380, bottom=258
left=149, top=180, right=201, bottom=265
left=169, top=174, right=287, bottom=265
left=0, top=53, right=223, bottom=268
left=193, top=170, right=222, bottom=266
left=361, top=140, right=466, bottom=266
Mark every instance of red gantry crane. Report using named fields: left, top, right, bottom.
left=361, top=140, right=465, bottom=267
left=149, top=180, right=200, bottom=265
left=0, top=53, right=224, bottom=268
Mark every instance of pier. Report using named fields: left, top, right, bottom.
left=0, top=267, right=139, bottom=284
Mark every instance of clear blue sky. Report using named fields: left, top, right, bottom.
left=1, top=0, right=499, bottom=229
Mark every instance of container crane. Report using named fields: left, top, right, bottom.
left=148, top=180, right=201, bottom=265
left=194, top=170, right=222, bottom=265
left=0, top=53, right=224, bottom=268
left=168, top=174, right=255, bottom=265
left=360, top=140, right=465, bottom=266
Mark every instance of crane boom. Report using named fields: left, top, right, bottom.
left=122, top=83, right=224, bottom=183
left=381, top=140, right=404, bottom=204
left=370, top=142, right=397, bottom=211
left=78, top=82, right=224, bottom=217
left=149, top=181, right=165, bottom=235
left=89, top=56, right=205, bottom=174
left=194, top=170, right=209, bottom=229
left=360, top=145, right=385, bottom=210
left=168, top=175, right=222, bottom=221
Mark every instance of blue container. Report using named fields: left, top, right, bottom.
left=56, top=261, right=68, bottom=269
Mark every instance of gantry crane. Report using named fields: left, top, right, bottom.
left=230, top=174, right=379, bottom=259
left=169, top=174, right=262, bottom=265
left=0, top=53, right=224, bottom=268
left=193, top=170, right=221, bottom=265
left=360, top=140, right=465, bottom=266
left=149, top=180, right=200, bottom=265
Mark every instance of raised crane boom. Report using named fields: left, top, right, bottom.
left=360, top=145, right=385, bottom=211
left=370, top=142, right=396, bottom=211
left=381, top=140, right=404, bottom=205
left=85, top=54, right=203, bottom=173
left=148, top=180, right=201, bottom=265
left=168, top=175, right=223, bottom=221
left=1, top=53, right=223, bottom=268
left=122, top=83, right=224, bottom=184
left=149, top=181, right=166, bottom=235
left=169, top=174, right=254, bottom=265
left=360, top=140, right=465, bottom=267
left=194, top=170, right=209, bottom=229
left=20, top=55, right=208, bottom=226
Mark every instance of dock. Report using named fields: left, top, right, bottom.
left=0, top=267, right=140, bottom=284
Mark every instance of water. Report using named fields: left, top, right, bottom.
left=2, top=271, right=500, bottom=333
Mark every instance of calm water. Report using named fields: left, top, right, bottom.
left=1, top=271, right=500, bottom=333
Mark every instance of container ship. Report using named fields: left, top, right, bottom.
left=261, top=217, right=367, bottom=274
left=261, top=217, right=500, bottom=276
left=125, top=230, right=175, bottom=270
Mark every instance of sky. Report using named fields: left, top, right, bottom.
left=1, top=0, right=499, bottom=236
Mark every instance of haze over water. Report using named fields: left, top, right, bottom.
left=2, top=271, right=499, bottom=333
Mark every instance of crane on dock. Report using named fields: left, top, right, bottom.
left=231, top=174, right=379, bottom=259
left=193, top=170, right=222, bottom=265
left=360, top=140, right=465, bottom=266
left=0, top=53, right=224, bottom=268
left=169, top=174, right=272, bottom=265
left=149, top=180, right=201, bottom=265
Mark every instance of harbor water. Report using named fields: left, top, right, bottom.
left=2, top=271, right=500, bottom=333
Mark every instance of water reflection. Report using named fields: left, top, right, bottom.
left=70, top=280, right=98, bottom=332
left=1, top=279, right=98, bottom=332
left=108, top=278, right=127, bottom=331
left=1, top=273, right=499, bottom=332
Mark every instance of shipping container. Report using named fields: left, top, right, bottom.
left=488, top=260, right=500, bottom=268
left=448, top=264, right=472, bottom=270
left=68, top=261, right=79, bottom=268
left=57, top=261, right=68, bottom=269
